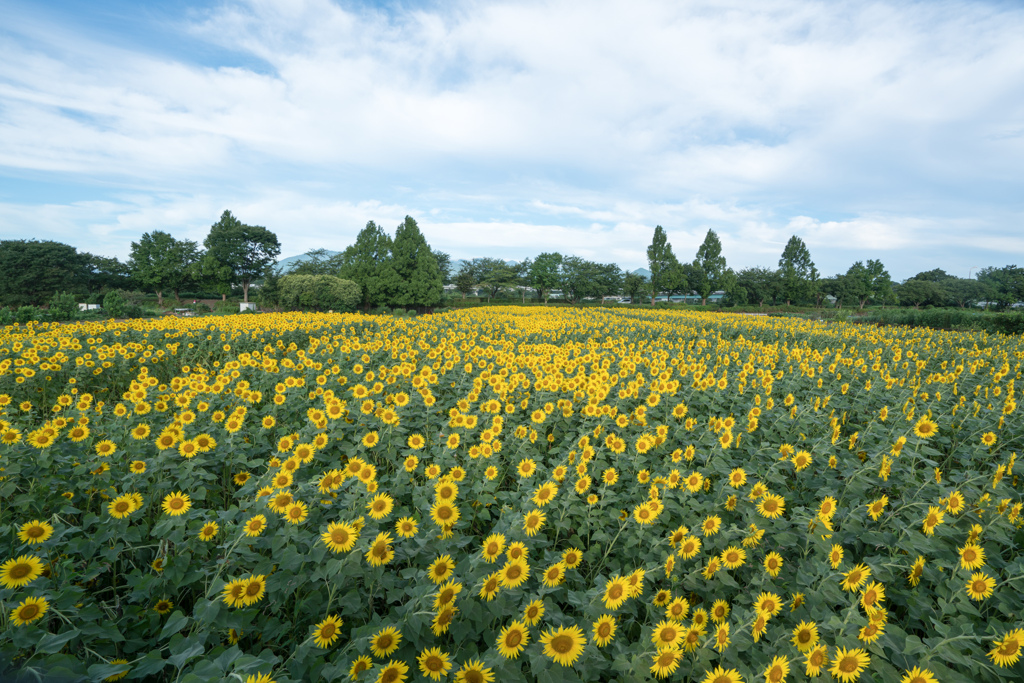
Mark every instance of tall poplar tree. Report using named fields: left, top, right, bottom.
left=646, top=225, right=677, bottom=305
left=778, top=235, right=818, bottom=305
left=390, top=216, right=443, bottom=308
left=693, top=229, right=727, bottom=305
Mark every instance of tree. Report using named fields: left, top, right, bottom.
left=514, top=258, right=533, bottom=303
left=976, top=266, right=1024, bottom=308
left=129, top=231, right=201, bottom=305
left=662, top=256, right=689, bottom=301
left=279, top=274, right=360, bottom=311
left=86, top=254, right=133, bottom=292
left=472, top=258, right=517, bottom=302
left=592, top=263, right=624, bottom=303
left=693, top=229, right=728, bottom=305
left=257, top=264, right=284, bottom=310
left=390, top=216, right=443, bottom=308
left=559, top=257, right=598, bottom=303
left=454, top=263, right=477, bottom=299
left=289, top=249, right=346, bottom=276
left=433, top=250, right=452, bottom=286
left=896, top=279, right=947, bottom=308
left=647, top=225, right=678, bottom=305
left=339, top=221, right=399, bottom=309
left=623, top=272, right=649, bottom=303
left=736, top=267, right=781, bottom=307
left=530, top=253, right=563, bottom=304
left=778, top=235, right=818, bottom=305
left=0, top=240, right=91, bottom=307
left=203, top=210, right=282, bottom=303
left=945, top=278, right=990, bottom=309
left=843, top=260, right=893, bottom=309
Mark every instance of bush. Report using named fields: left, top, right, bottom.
left=280, top=274, right=361, bottom=312
left=102, top=290, right=127, bottom=318
left=15, top=306, right=38, bottom=323
left=48, top=291, right=79, bottom=321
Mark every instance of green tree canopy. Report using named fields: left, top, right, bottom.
left=339, top=221, right=400, bottom=309
left=623, top=272, right=649, bottom=303
left=390, top=216, right=443, bottom=308
left=647, top=225, right=678, bottom=305
left=203, top=210, right=281, bottom=303
left=693, top=229, right=727, bottom=304
left=736, top=266, right=781, bottom=307
left=530, top=253, right=563, bottom=304
left=778, top=235, right=818, bottom=305
left=128, top=231, right=201, bottom=305
left=0, top=240, right=91, bottom=307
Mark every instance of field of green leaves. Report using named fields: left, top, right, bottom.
left=0, top=308, right=1021, bottom=683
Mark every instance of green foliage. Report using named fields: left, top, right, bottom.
left=530, top=253, right=563, bottom=304
left=693, top=229, right=728, bottom=303
left=47, top=291, right=79, bottom=321
left=0, top=240, right=91, bottom=307
left=646, top=226, right=680, bottom=304
left=280, top=274, right=361, bottom=311
left=129, top=231, right=202, bottom=305
left=390, top=216, right=443, bottom=308
left=102, top=290, right=127, bottom=319
left=202, top=211, right=282, bottom=303
left=778, top=235, right=818, bottom=305
left=339, top=222, right=399, bottom=308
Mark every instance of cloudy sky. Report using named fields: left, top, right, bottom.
left=1, top=0, right=1022, bottom=279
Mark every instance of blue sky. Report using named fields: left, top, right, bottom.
left=1, top=0, right=1023, bottom=279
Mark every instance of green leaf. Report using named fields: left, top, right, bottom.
left=35, top=628, right=81, bottom=654
left=160, top=610, right=190, bottom=639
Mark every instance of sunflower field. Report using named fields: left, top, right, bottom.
left=0, top=308, right=1022, bottom=683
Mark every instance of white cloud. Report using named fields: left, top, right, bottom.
left=1, top=0, right=1023, bottom=279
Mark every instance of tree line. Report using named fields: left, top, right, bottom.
left=2, top=217, right=1023, bottom=313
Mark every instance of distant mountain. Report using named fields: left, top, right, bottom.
left=275, top=250, right=342, bottom=273
left=632, top=268, right=651, bottom=280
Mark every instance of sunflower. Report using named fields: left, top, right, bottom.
left=602, top=576, right=629, bottom=609
left=417, top=647, right=452, bottom=681
left=128, top=460, right=146, bottom=474
left=764, top=552, right=783, bottom=577
left=244, top=515, right=268, bottom=537
left=349, top=655, right=372, bottom=680
left=728, top=468, right=747, bottom=488
left=161, top=492, right=191, bottom=517
left=496, top=619, right=529, bottom=659
left=154, top=599, right=174, bottom=614
left=242, top=575, right=267, bottom=606
left=521, top=599, right=545, bottom=625
left=434, top=480, right=458, bottom=501
left=395, top=517, right=418, bottom=538
left=365, top=532, right=395, bottom=567
left=921, top=506, right=944, bottom=536
left=701, top=516, right=722, bottom=537
left=900, top=667, right=938, bottom=683
left=720, top=546, right=746, bottom=570
left=829, top=544, right=844, bottom=569
left=320, top=521, right=357, bottom=552
left=369, top=626, right=402, bottom=658
left=498, top=560, right=529, bottom=589
left=454, top=659, right=493, bottom=683
left=427, top=555, right=455, bottom=584
left=751, top=612, right=768, bottom=642
left=592, top=614, right=616, bottom=647
left=429, top=501, right=460, bottom=528
left=542, top=562, right=566, bottom=587
left=478, top=572, right=501, bottom=601
left=9, top=595, right=49, bottom=626
left=310, top=613, right=344, bottom=649
left=678, top=536, right=701, bottom=560
left=367, top=493, right=395, bottom=520
left=988, top=628, right=1023, bottom=668
left=763, top=656, right=790, bottom=683
left=652, top=620, right=684, bottom=650
left=959, top=543, right=986, bottom=570
left=199, top=521, right=219, bottom=541
left=602, top=467, right=618, bottom=485
left=108, top=495, right=135, bottom=519
left=375, top=660, right=409, bottom=683
left=522, top=509, right=546, bottom=536
left=559, top=547, right=580, bottom=569
left=840, top=564, right=871, bottom=592
left=541, top=624, right=586, bottom=666
left=507, top=542, right=528, bottom=563
left=755, top=592, right=783, bottom=617
left=791, top=620, right=819, bottom=652
left=699, top=665, right=741, bottom=683
left=913, top=416, right=938, bottom=438
left=220, top=580, right=245, bottom=608
left=758, top=493, right=785, bottom=519
left=908, top=556, right=925, bottom=586
left=860, top=581, right=885, bottom=610
left=829, top=647, right=870, bottom=682
left=479, top=534, right=505, bottom=563
left=284, top=501, right=308, bottom=524
left=805, top=646, right=829, bottom=677
left=965, top=572, right=996, bottom=601
left=434, top=581, right=463, bottom=610
left=0, top=554, right=44, bottom=589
